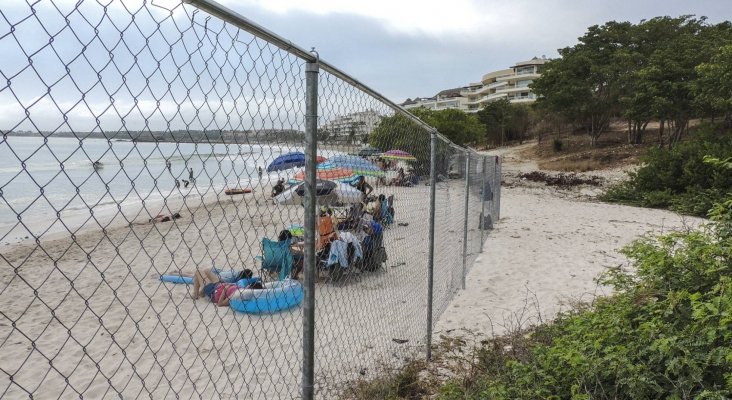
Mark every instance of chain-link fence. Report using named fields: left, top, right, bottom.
left=0, top=0, right=500, bottom=398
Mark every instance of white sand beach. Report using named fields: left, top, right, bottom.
left=435, top=144, right=703, bottom=342
left=0, top=176, right=471, bottom=399
left=0, top=142, right=705, bottom=399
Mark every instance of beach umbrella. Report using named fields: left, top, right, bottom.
left=294, top=179, right=337, bottom=196
left=274, top=180, right=360, bottom=205
left=357, top=147, right=382, bottom=157
left=381, top=149, right=417, bottom=161
left=291, top=163, right=356, bottom=182
left=266, top=152, right=327, bottom=172
left=328, top=155, right=385, bottom=177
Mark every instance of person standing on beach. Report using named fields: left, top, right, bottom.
left=258, top=166, right=263, bottom=180
left=166, top=159, right=171, bottom=172
left=175, top=179, right=180, bottom=188
left=189, top=167, right=195, bottom=184
left=352, top=175, right=373, bottom=201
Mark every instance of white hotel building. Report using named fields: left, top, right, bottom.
left=402, top=57, right=548, bottom=113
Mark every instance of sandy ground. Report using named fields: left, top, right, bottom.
left=434, top=143, right=703, bottom=342
left=0, top=175, right=480, bottom=399
left=1, top=140, right=704, bottom=398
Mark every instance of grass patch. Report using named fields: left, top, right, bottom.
left=347, top=360, right=431, bottom=400
left=540, top=157, right=618, bottom=172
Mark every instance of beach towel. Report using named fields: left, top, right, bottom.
left=336, top=232, right=363, bottom=261
left=326, top=238, right=361, bottom=268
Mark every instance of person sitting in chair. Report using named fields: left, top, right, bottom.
left=280, top=229, right=304, bottom=279
left=337, top=202, right=364, bottom=231
left=317, top=206, right=338, bottom=250
left=361, top=219, right=385, bottom=271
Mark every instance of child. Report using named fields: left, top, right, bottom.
left=202, top=282, right=239, bottom=307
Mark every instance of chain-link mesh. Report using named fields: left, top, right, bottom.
left=0, top=0, right=500, bottom=398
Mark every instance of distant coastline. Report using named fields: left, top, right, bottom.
left=4, top=129, right=306, bottom=145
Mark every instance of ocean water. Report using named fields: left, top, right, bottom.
left=0, top=136, right=297, bottom=241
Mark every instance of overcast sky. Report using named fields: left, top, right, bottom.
left=218, top=0, right=732, bottom=102
left=1, top=0, right=731, bottom=132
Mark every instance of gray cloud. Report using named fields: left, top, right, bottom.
left=236, top=0, right=732, bottom=101
left=1, top=0, right=730, bottom=132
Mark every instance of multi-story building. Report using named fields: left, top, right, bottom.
left=401, top=56, right=549, bottom=113
left=402, top=87, right=469, bottom=111
left=319, top=110, right=381, bottom=143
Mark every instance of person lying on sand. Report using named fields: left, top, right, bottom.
left=149, top=212, right=182, bottom=223
left=202, top=282, right=239, bottom=307
left=162, top=267, right=252, bottom=300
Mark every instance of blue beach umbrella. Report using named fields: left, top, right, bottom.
left=267, top=152, right=326, bottom=172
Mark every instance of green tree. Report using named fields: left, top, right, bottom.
left=695, top=44, right=732, bottom=126
left=532, top=21, right=634, bottom=146
left=410, top=108, right=484, bottom=146
left=631, top=17, right=716, bottom=147
left=367, top=114, right=431, bottom=174
left=477, top=99, right=511, bottom=146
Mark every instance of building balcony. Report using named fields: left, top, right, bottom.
left=461, top=85, right=492, bottom=96
left=477, top=92, right=508, bottom=103
left=496, top=85, right=531, bottom=94
left=487, top=81, right=508, bottom=89
left=509, top=97, right=536, bottom=103
left=496, top=72, right=540, bottom=82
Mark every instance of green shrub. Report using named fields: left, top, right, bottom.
left=600, top=125, right=732, bottom=216
left=436, top=211, right=732, bottom=399
left=552, top=138, right=564, bottom=152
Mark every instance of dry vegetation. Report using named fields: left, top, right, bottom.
left=521, top=120, right=703, bottom=172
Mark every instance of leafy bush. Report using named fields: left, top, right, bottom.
left=600, top=125, right=732, bottom=216
left=436, top=208, right=732, bottom=399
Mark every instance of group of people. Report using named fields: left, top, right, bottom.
left=165, top=159, right=195, bottom=189
left=351, top=176, right=394, bottom=225
left=316, top=203, right=385, bottom=273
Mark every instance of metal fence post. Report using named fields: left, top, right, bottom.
left=495, top=156, right=501, bottom=221
left=461, top=153, right=470, bottom=290
left=302, top=52, right=319, bottom=400
left=480, top=156, right=487, bottom=253
left=426, top=131, right=437, bottom=361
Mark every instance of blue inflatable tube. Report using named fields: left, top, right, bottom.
left=229, top=279, right=304, bottom=314
left=160, top=275, right=193, bottom=284
left=236, top=277, right=261, bottom=287
left=160, top=276, right=262, bottom=286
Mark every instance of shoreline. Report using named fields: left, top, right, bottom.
left=0, top=175, right=471, bottom=398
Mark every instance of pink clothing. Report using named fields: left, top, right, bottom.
left=213, top=283, right=238, bottom=303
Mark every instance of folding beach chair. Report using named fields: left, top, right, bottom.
left=255, top=238, right=293, bottom=281
left=360, top=230, right=387, bottom=272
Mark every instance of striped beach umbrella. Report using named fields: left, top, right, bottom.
left=381, top=149, right=417, bottom=161
left=328, top=155, right=385, bottom=177
left=291, top=163, right=355, bottom=182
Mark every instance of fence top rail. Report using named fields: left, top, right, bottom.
left=183, top=0, right=464, bottom=150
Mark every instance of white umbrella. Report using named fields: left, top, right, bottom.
left=333, top=182, right=362, bottom=204
left=274, top=181, right=361, bottom=206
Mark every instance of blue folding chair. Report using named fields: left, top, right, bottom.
left=255, top=238, right=293, bottom=281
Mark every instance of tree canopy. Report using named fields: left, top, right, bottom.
left=532, top=16, right=732, bottom=146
